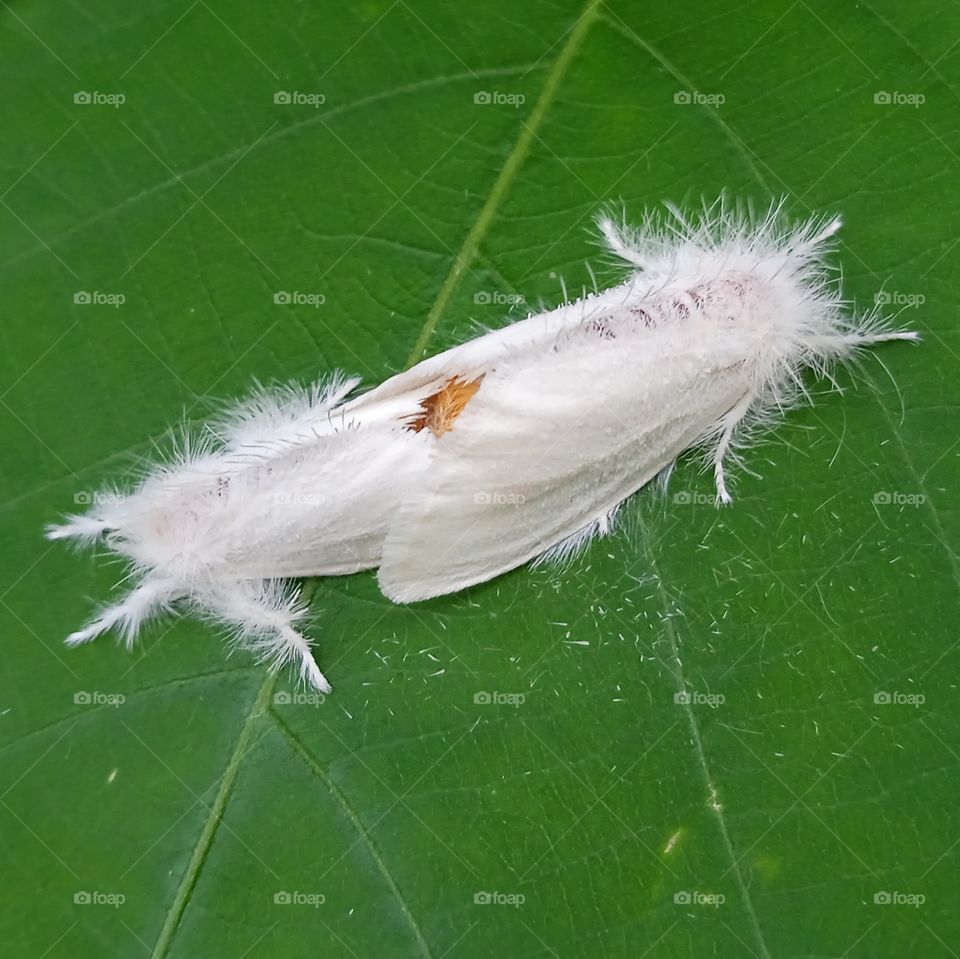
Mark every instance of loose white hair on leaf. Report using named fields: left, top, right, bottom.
left=48, top=198, right=918, bottom=691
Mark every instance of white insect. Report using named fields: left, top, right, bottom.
left=47, top=200, right=917, bottom=692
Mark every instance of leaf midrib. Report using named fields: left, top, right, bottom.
left=150, top=672, right=278, bottom=959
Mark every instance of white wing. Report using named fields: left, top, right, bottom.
left=210, top=426, right=432, bottom=578
left=340, top=275, right=659, bottom=420
left=378, top=322, right=753, bottom=602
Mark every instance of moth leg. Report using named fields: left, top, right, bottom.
left=45, top=514, right=112, bottom=543
left=270, top=621, right=330, bottom=693
left=597, top=216, right=659, bottom=270
left=204, top=580, right=331, bottom=694
left=66, top=577, right=179, bottom=649
left=712, top=395, right=753, bottom=506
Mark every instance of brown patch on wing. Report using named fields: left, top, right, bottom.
left=405, top=374, right=484, bottom=438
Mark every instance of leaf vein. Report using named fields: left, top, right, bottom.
left=271, top=709, right=436, bottom=959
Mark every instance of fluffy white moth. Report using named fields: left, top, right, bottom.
left=47, top=201, right=917, bottom=692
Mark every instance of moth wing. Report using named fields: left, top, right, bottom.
left=341, top=275, right=661, bottom=418
left=378, top=330, right=750, bottom=602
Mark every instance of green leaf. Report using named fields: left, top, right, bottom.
left=2, top=0, right=956, bottom=956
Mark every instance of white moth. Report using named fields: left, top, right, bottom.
left=47, top=200, right=917, bottom=692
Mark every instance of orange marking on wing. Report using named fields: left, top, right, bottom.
left=405, top=374, right=484, bottom=437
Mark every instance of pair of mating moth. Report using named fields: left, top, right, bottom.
left=48, top=202, right=917, bottom=692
